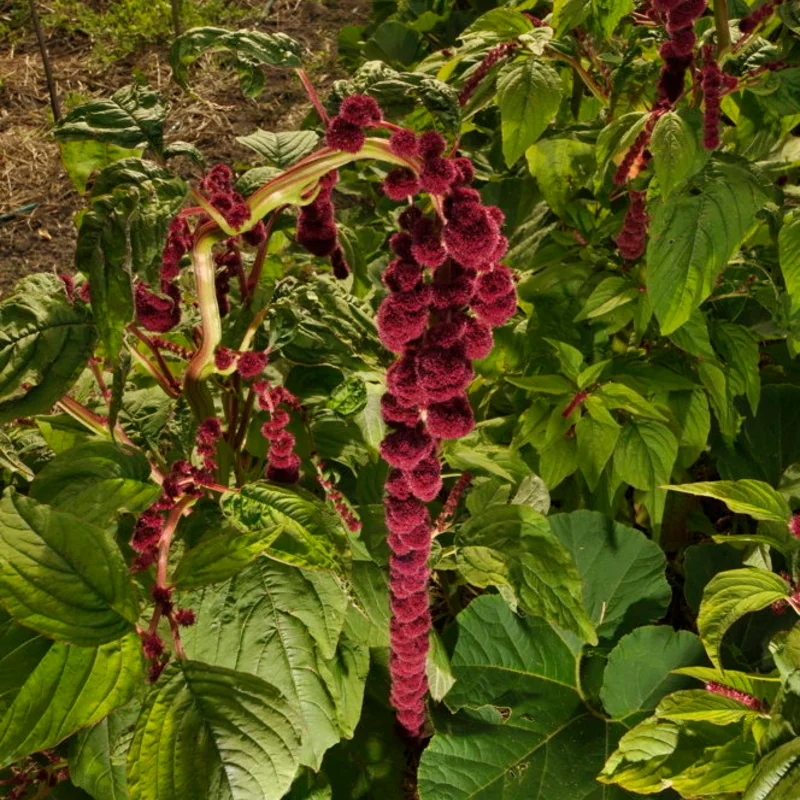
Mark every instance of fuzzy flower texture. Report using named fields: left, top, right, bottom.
left=319, top=97, right=517, bottom=736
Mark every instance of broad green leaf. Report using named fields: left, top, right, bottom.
left=180, top=559, right=369, bottom=769
left=69, top=701, right=141, bottom=800
left=172, top=528, right=273, bottom=589
left=460, top=7, right=534, bottom=45
left=672, top=666, right=781, bottom=703
left=549, top=510, right=671, bottom=640
left=0, top=616, right=53, bottom=717
left=614, top=420, right=678, bottom=491
left=656, top=690, right=766, bottom=724
left=743, top=737, right=800, bottom=800
left=456, top=504, right=596, bottom=643
left=697, top=568, right=790, bottom=667
left=552, top=0, right=591, bottom=32
left=684, top=542, right=745, bottom=614
left=0, top=633, right=143, bottom=767
left=601, top=627, right=706, bottom=720
left=58, top=139, right=143, bottom=193
left=427, top=630, right=456, bottom=703
left=0, top=489, right=140, bottom=645
left=698, top=358, right=740, bottom=442
left=576, top=412, right=620, bottom=490
left=170, top=27, right=302, bottom=95
left=666, top=480, right=791, bottom=522
left=575, top=277, right=640, bottom=321
left=651, top=111, right=699, bottom=196
left=667, top=389, right=711, bottom=469
left=713, top=322, right=761, bottom=414
left=601, top=716, right=735, bottom=794
left=53, top=85, right=167, bottom=154
left=497, top=59, right=562, bottom=166
left=597, top=112, right=648, bottom=166
left=0, top=276, right=96, bottom=424
left=30, top=441, right=157, bottom=528
left=505, top=374, right=573, bottom=394
left=127, top=661, right=302, bottom=800
left=592, top=0, right=635, bottom=36
left=578, top=360, right=611, bottom=389
left=672, top=733, right=755, bottom=796
left=76, top=159, right=187, bottom=358
left=538, top=434, right=579, bottom=489
left=418, top=595, right=623, bottom=799
left=327, top=376, right=368, bottom=417
left=716, top=385, right=800, bottom=486
left=779, top=209, right=800, bottom=315
left=647, top=160, right=768, bottom=334
left=221, top=483, right=350, bottom=571
left=236, top=129, right=320, bottom=167
left=526, top=138, right=596, bottom=218
left=595, top=382, right=668, bottom=421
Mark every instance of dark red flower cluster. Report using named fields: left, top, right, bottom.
left=739, top=0, right=784, bottom=34
left=2, top=752, right=68, bottom=799
left=199, top=163, right=250, bottom=231
left=705, top=681, right=765, bottom=711
left=214, top=346, right=269, bottom=379
left=161, top=215, right=193, bottom=283
left=654, top=0, right=707, bottom=103
left=135, top=282, right=182, bottom=333
left=152, top=336, right=193, bottom=360
left=790, top=514, right=800, bottom=537
left=376, top=122, right=515, bottom=737
left=296, top=170, right=351, bottom=279
left=701, top=46, right=723, bottom=150
left=256, top=381, right=302, bottom=483
left=616, top=191, right=649, bottom=261
left=326, top=94, right=382, bottom=154
left=458, top=42, right=519, bottom=106
left=314, top=459, right=362, bottom=532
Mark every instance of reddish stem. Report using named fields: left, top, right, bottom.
left=296, top=68, right=330, bottom=126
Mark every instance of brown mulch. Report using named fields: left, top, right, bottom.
left=0, top=0, right=369, bottom=294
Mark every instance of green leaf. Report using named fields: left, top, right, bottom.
left=656, top=690, right=765, bottom=724
left=601, top=627, right=706, bottom=720
left=170, top=27, right=303, bottom=95
left=666, top=479, right=792, bottom=522
left=697, top=568, right=790, bottom=668
left=0, top=278, right=96, bottom=424
left=614, top=420, right=678, bottom=491
left=672, top=733, right=755, bottom=796
left=53, top=85, right=167, bottom=154
left=327, top=376, right=368, bottom=417
left=575, top=277, right=640, bottom=321
left=235, top=129, right=320, bottom=168
left=668, top=389, right=711, bottom=469
left=221, top=483, right=350, bottom=571
left=576, top=412, right=620, bottom=490
left=30, top=441, right=158, bottom=528
left=456, top=504, right=597, bottom=643
left=460, top=7, right=534, bottom=45
left=595, top=382, right=668, bottom=421
left=779, top=209, right=800, bottom=315
left=597, top=111, right=648, bottom=167
left=549, top=510, right=671, bottom=640
left=646, top=160, right=768, bottom=334
left=58, top=139, right=143, bottom=193
left=743, top=737, right=800, bottom=799
left=427, top=630, right=456, bottom=703
left=0, top=616, right=53, bottom=717
left=698, top=358, right=740, bottom=442
left=127, top=661, right=302, bottom=800
left=713, top=322, right=761, bottom=414
left=0, top=489, right=140, bottom=645
left=651, top=111, right=699, bottom=196
left=505, top=374, right=574, bottom=394
left=592, top=0, right=635, bottom=37
left=552, top=0, right=591, bottom=32
left=76, top=159, right=187, bottom=358
left=69, top=701, right=141, bottom=800
left=418, top=595, right=623, bottom=799
left=526, top=138, right=596, bottom=218
left=0, top=633, right=143, bottom=767
left=497, top=59, right=562, bottom=167
left=180, top=559, right=369, bottom=770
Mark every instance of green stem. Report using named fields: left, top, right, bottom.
left=714, top=0, right=731, bottom=56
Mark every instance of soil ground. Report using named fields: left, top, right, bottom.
left=0, top=0, right=369, bottom=293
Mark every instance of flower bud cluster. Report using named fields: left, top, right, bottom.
left=739, top=0, right=784, bottom=34
left=458, top=42, right=519, bottom=106
left=374, top=119, right=516, bottom=737
left=654, top=0, right=707, bottom=103
left=701, top=46, right=723, bottom=150
left=704, top=680, right=766, bottom=711
left=3, top=753, right=68, bottom=799
left=313, top=458, right=362, bottom=532
left=296, top=170, right=351, bottom=278
left=256, top=381, right=302, bottom=484
left=199, top=163, right=250, bottom=230
left=616, top=191, right=649, bottom=261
